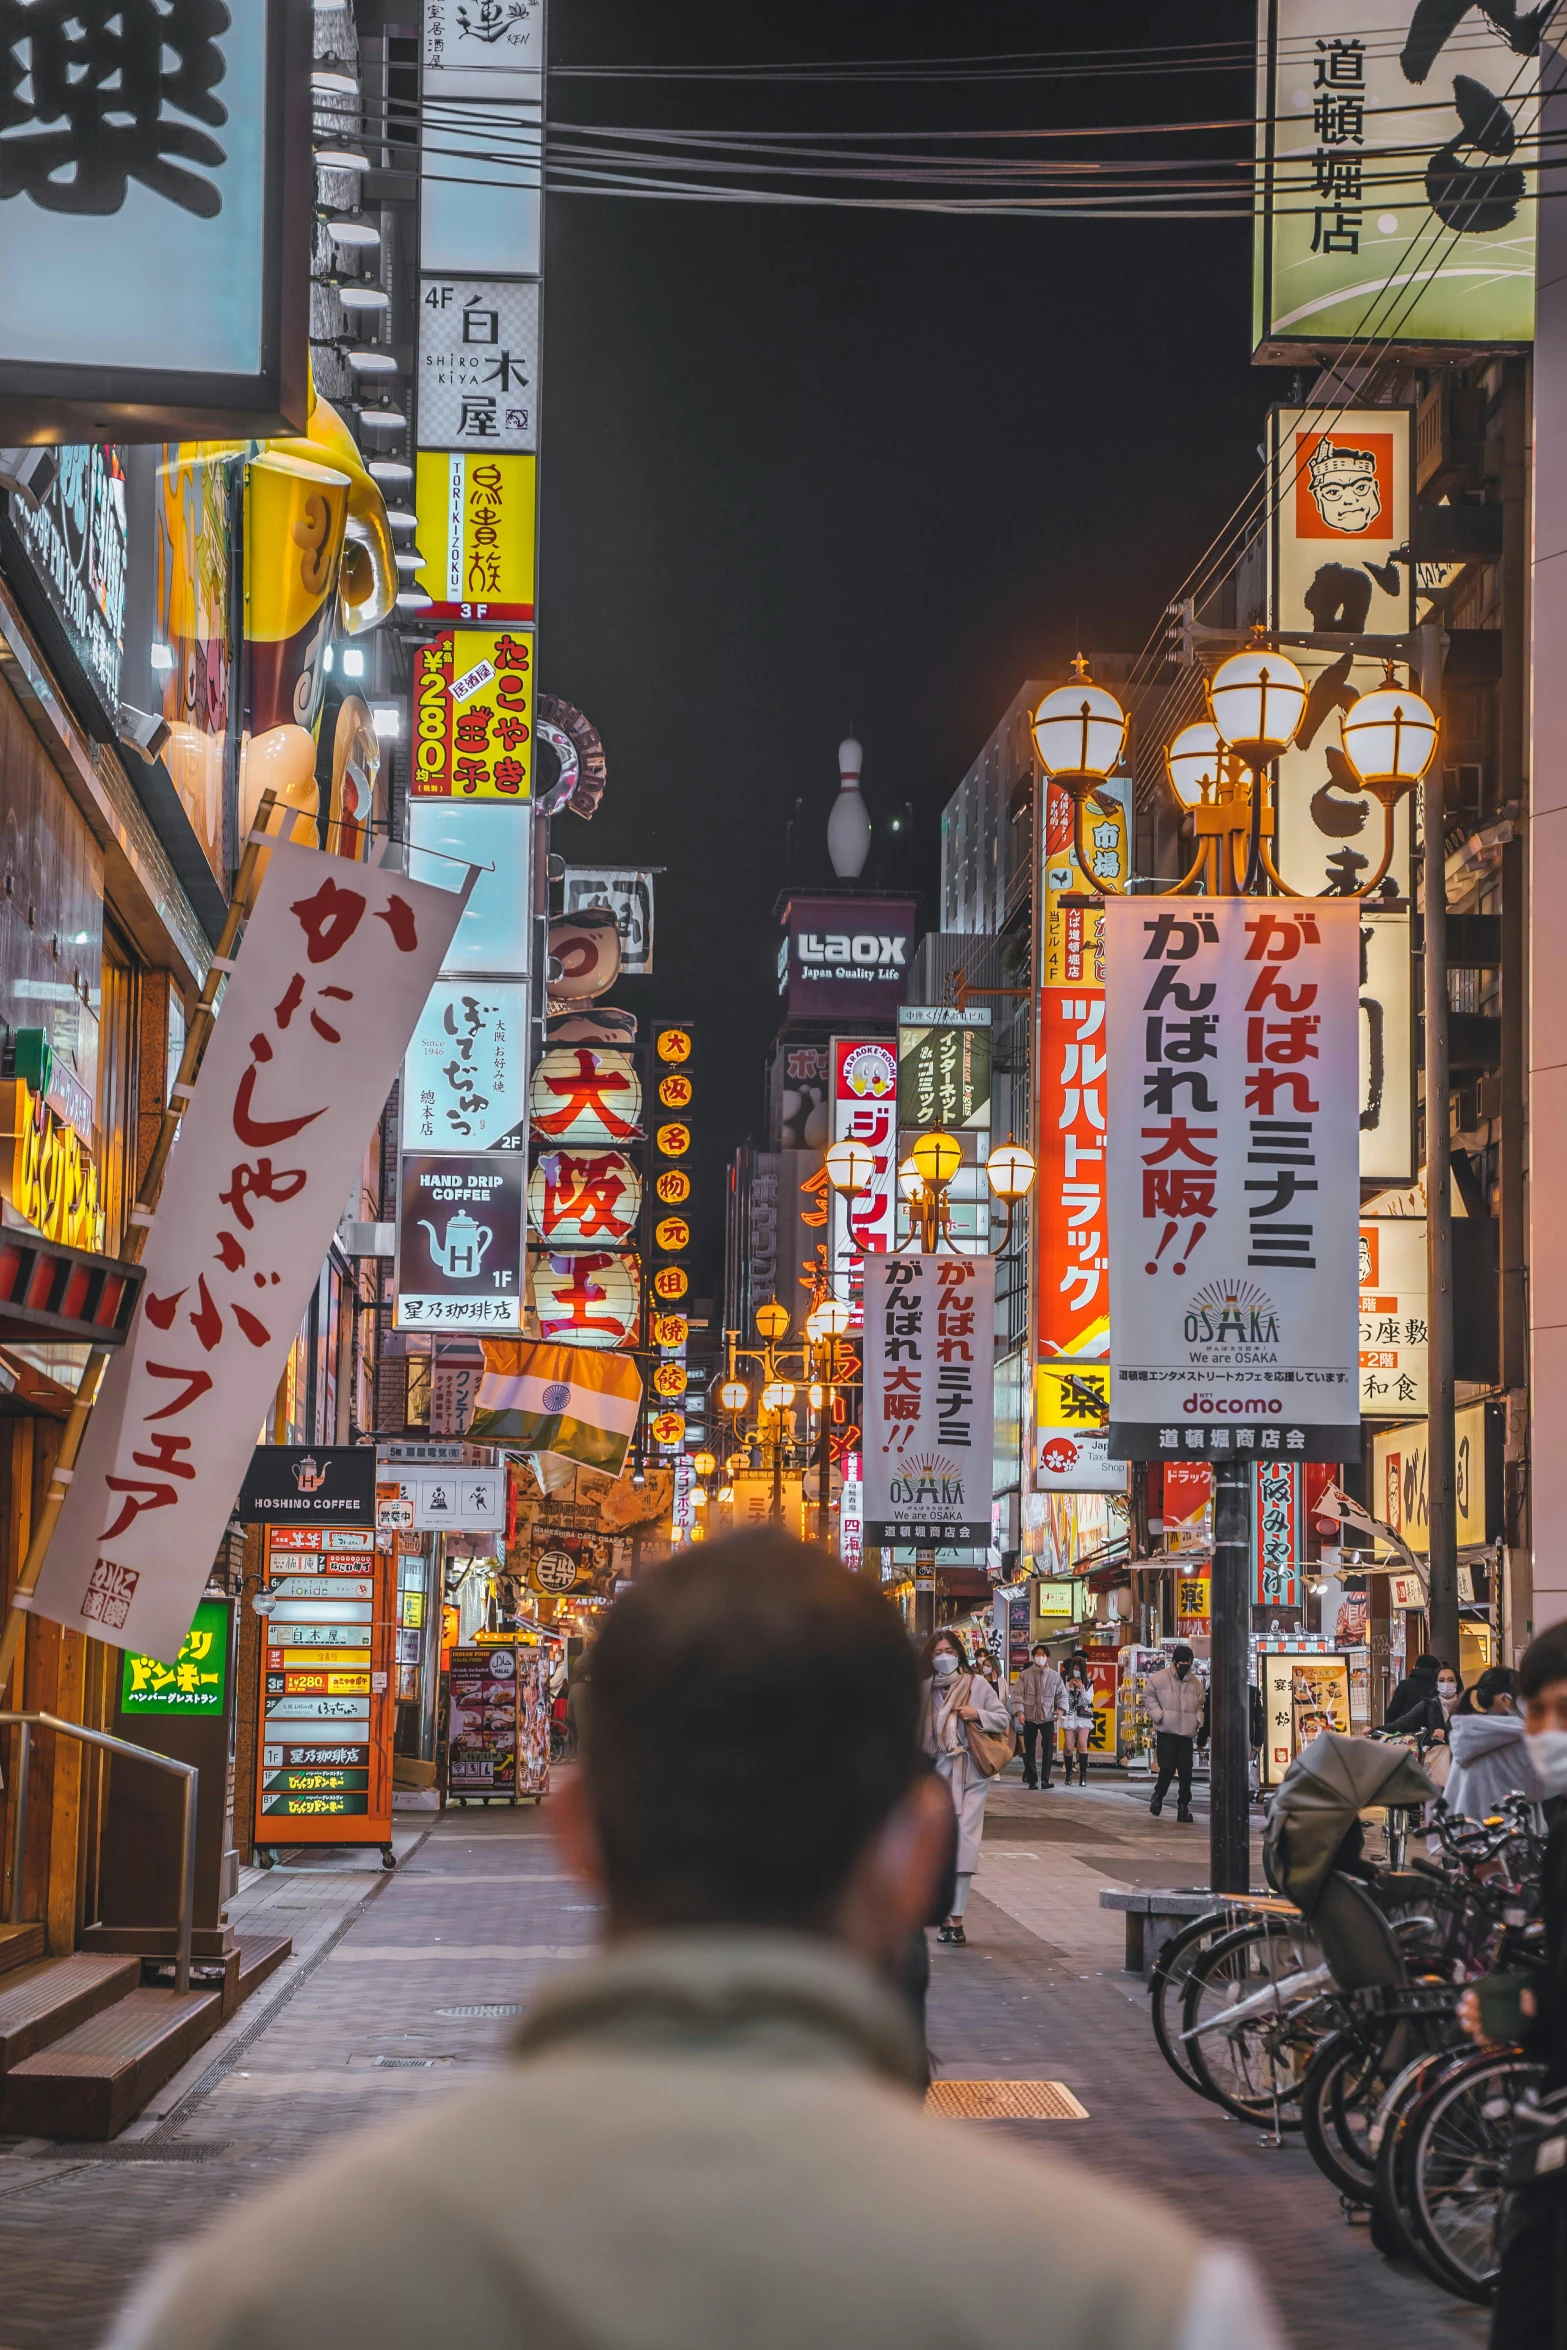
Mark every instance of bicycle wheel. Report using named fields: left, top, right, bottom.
left=1301, top=2029, right=1385, bottom=2202
left=1148, top=1910, right=1236, bottom=2096
left=1407, top=2049, right=1542, bottom=2303
left=1181, top=1919, right=1329, bottom=2128
left=1372, top=2044, right=1479, bottom=2283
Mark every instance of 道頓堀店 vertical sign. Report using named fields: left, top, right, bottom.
left=862, top=1254, right=995, bottom=1547
left=1253, top=1, right=1535, bottom=358
left=1104, top=899, right=1361, bottom=1464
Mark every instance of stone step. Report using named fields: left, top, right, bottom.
left=226, top=1931, right=292, bottom=2021
left=0, top=1922, right=45, bottom=1978
left=0, top=1952, right=141, bottom=2073
left=0, top=1986, right=221, bottom=2140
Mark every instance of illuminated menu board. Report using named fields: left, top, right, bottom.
left=255, top=1527, right=394, bottom=1847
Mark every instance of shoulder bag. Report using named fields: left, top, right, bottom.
left=957, top=1678, right=1017, bottom=1778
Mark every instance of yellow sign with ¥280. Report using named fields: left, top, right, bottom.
left=414, top=452, right=536, bottom=622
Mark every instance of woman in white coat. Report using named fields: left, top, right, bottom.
left=918, top=1627, right=1011, bottom=1945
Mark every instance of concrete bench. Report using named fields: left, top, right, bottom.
left=1099, top=1887, right=1229, bottom=1974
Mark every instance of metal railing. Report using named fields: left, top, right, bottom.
left=2, top=1712, right=197, bottom=1993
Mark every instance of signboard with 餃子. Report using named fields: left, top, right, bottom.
left=411, top=631, right=533, bottom=801
left=27, top=847, right=462, bottom=1667
left=1104, top=898, right=1362, bottom=1465
left=414, top=453, right=537, bottom=622
left=1253, top=2, right=1535, bottom=358
left=861, top=1254, right=995, bottom=1547
left=0, top=0, right=310, bottom=441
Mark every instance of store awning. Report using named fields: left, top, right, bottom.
left=0, top=1229, right=142, bottom=1348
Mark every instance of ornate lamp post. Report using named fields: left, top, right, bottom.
left=1031, top=645, right=1437, bottom=1893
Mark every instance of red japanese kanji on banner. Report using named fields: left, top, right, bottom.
left=29, top=844, right=465, bottom=1664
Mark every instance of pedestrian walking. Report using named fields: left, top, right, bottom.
left=1457, top=1623, right=1567, bottom=2350
left=918, top=1627, right=1012, bottom=1945
left=1445, top=1666, right=1546, bottom=1820
left=1384, top=1649, right=1439, bottom=1726
left=106, top=1531, right=1286, bottom=2350
left=1013, top=1641, right=1065, bottom=1789
left=1384, top=1660, right=1464, bottom=1748
left=1058, top=1656, right=1095, bottom=1786
left=1146, top=1644, right=1206, bottom=1824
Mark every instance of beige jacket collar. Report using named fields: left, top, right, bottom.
left=514, top=1928, right=927, bottom=2091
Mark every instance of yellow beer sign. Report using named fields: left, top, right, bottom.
left=414, top=452, right=536, bottom=622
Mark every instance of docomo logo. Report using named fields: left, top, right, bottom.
left=1182, top=1396, right=1284, bottom=1416
left=796, top=932, right=908, bottom=967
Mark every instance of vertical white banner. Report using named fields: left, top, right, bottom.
left=862, top=1254, right=995, bottom=1547
left=29, top=845, right=466, bottom=1663
left=1104, top=898, right=1361, bottom=1463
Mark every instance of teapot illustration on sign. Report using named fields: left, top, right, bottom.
left=420, top=1209, right=493, bottom=1279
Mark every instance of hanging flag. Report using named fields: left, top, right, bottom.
left=470, top=1339, right=643, bottom=1474
left=27, top=844, right=466, bottom=1664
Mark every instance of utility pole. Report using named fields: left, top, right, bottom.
left=1418, top=623, right=1459, bottom=1669
left=1209, top=1459, right=1252, bottom=1894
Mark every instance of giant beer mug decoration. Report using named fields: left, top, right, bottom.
left=155, top=373, right=397, bottom=876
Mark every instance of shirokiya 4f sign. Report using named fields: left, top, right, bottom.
left=0, top=0, right=311, bottom=442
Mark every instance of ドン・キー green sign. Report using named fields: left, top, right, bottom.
left=120, top=1600, right=230, bottom=1716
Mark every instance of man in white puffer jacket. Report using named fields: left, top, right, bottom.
left=1145, top=1645, right=1208, bottom=1824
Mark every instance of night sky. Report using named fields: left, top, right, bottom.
left=540, top=0, right=1275, bottom=1300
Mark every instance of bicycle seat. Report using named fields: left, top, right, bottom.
left=1313, top=1868, right=1410, bottom=1992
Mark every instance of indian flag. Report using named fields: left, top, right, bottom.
left=470, top=1340, right=643, bottom=1475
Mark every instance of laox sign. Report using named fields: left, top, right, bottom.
left=795, top=931, right=907, bottom=967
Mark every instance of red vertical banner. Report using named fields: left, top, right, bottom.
left=1252, top=1458, right=1300, bottom=1608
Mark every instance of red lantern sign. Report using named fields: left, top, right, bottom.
left=532, top=1251, right=640, bottom=1348
left=528, top=1149, right=642, bottom=1245
left=530, top=1047, right=642, bottom=1144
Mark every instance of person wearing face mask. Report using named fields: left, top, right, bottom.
left=1445, top=1665, right=1546, bottom=1822
left=1144, top=1645, right=1207, bottom=1825
left=1458, top=1623, right=1567, bottom=2350
left=918, top=1629, right=1011, bottom=1944
left=1385, top=1660, right=1464, bottom=1746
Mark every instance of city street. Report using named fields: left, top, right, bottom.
left=0, top=1773, right=1486, bottom=2350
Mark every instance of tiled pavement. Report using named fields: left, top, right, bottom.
left=0, top=1768, right=1487, bottom=2348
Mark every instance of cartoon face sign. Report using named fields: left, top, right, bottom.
left=1304, top=437, right=1382, bottom=536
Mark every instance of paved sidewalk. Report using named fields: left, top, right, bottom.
left=0, top=1768, right=1487, bottom=2349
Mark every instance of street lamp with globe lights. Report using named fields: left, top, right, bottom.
left=1028, top=639, right=1437, bottom=1899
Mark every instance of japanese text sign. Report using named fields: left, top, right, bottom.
left=528, top=1149, right=641, bottom=1247
left=1253, top=3, right=1535, bottom=357
left=402, top=980, right=527, bottom=1153
left=414, top=453, right=537, bottom=622
left=829, top=1038, right=896, bottom=1316
left=0, top=0, right=310, bottom=441
left=1358, top=1216, right=1428, bottom=1415
left=419, top=278, right=539, bottom=453
left=121, top=1599, right=229, bottom=1716
left=1104, top=898, right=1361, bottom=1463
left=1253, top=1458, right=1301, bottom=1609
left=530, top=1046, right=642, bottom=1146
left=396, top=1153, right=525, bottom=1331
left=31, top=843, right=463, bottom=1663
left=896, top=1009, right=991, bottom=1131
left=861, top=1253, right=995, bottom=1548
left=411, top=630, right=533, bottom=801
left=1033, top=1361, right=1126, bottom=1494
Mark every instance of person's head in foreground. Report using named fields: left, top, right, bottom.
left=1518, top=1620, right=1567, bottom=1794
left=111, top=1532, right=1285, bottom=2350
